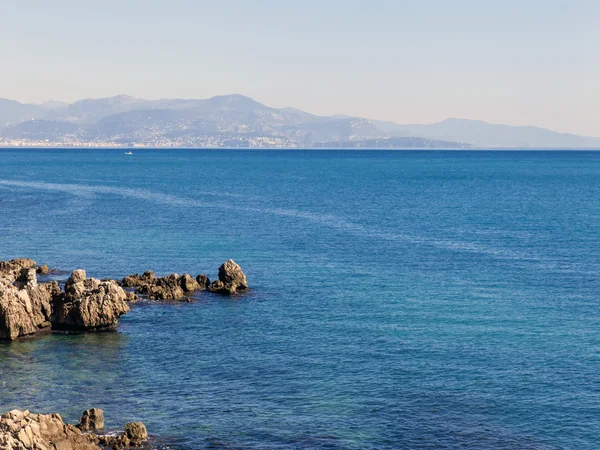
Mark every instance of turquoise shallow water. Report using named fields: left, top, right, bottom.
left=0, top=149, right=599, bottom=449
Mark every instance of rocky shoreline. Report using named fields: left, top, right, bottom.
left=1, top=408, right=148, bottom=450
left=0, top=257, right=249, bottom=448
left=0, top=257, right=248, bottom=341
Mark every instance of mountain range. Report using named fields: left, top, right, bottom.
left=1, top=94, right=598, bottom=149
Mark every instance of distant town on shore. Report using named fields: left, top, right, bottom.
left=1, top=94, right=599, bottom=149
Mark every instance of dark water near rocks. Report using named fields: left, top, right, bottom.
left=0, top=149, right=599, bottom=449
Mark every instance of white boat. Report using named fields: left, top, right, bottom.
left=124, top=151, right=133, bottom=155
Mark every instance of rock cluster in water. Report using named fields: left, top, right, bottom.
left=0, top=258, right=248, bottom=341
left=52, top=270, right=130, bottom=332
left=0, top=408, right=147, bottom=450
left=0, top=259, right=61, bottom=341
left=119, top=259, right=248, bottom=299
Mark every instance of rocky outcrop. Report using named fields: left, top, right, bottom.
left=195, top=274, right=210, bottom=290
left=0, top=258, right=36, bottom=282
left=121, top=271, right=209, bottom=301
left=0, top=269, right=61, bottom=341
left=52, top=270, right=129, bottom=332
left=137, top=274, right=185, bottom=300
left=120, top=271, right=155, bottom=288
left=36, top=265, right=50, bottom=275
left=15, top=268, right=38, bottom=290
left=208, top=260, right=248, bottom=295
left=0, top=409, right=148, bottom=450
left=1, top=258, right=249, bottom=340
left=98, top=422, right=148, bottom=449
left=78, top=409, right=104, bottom=432
left=120, top=260, right=247, bottom=298
left=0, top=409, right=99, bottom=450
left=125, top=292, right=139, bottom=303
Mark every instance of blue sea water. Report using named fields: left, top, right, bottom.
left=0, top=149, right=599, bottom=449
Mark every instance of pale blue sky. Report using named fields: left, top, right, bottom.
left=1, top=0, right=598, bottom=135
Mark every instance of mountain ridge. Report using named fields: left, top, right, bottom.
left=0, top=95, right=598, bottom=149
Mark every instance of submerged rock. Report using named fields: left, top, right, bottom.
left=208, top=260, right=248, bottom=295
left=52, top=270, right=130, bottom=332
left=0, top=409, right=148, bottom=450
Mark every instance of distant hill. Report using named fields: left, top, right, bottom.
left=0, top=95, right=598, bottom=148
left=373, top=118, right=600, bottom=149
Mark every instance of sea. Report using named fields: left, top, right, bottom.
left=0, top=149, right=598, bottom=449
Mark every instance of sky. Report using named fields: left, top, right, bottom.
left=1, top=0, right=598, bottom=136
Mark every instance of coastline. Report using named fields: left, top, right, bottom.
left=0, top=408, right=148, bottom=450
left=0, top=258, right=249, bottom=448
left=0, top=258, right=249, bottom=341
left=2, top=145, right=600, bottom=151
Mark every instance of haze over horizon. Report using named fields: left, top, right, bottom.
left=1, top=0, right=598, bottom=136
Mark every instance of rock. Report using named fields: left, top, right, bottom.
left=124, top=422, right=148, bottom=445
left=195, top=274, right=210, bottom=290
left=36, top=265, right=50, bottom=275
left=0, top=275, right=61, bottom=341
left=208, top=260, right=248, bottom=295
left=52, top=270, right=129, bottom=332
left=121, top=262, right=247, bottom=299
left=125, top=292, right=139, bottom=302
left=0, top=258, right=36, bottom=282
left=181, top=273, right=200, bottom=293
left=78, top=409, right=104, bottom=431
left=69, top=269, right=87, bottom=284
left=97, top=421, right=148, bottom=448
left=0, top=409, right=99, bottom=450
left=120, top=271, right=155, bottom=288
left=130, top=272, right=205, bottom=300
left=1, top=409, right=147, bottom=450
left=14, top=268, right=37, bottom=290
left=138, top=273, right=184, bottom=300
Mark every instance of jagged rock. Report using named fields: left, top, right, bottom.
left=1, top=409, right=147, bottom=450
left=124, top=422, right=148, bottom=445
left=15, top=268, right=37, bottom=290
left=125, top=292, right=139, bottom=302
left=208, top=260, right=248, bottom=295
left=181, top=273, right=200, bottom=293
left=138, top=273, right=184, bottom=300
left=0, top=272, right=61, bottom=341
left=52, top=270, right=129, bottom=332
left=69, top=269, right=87, bottom=284
left=196, top=274, right=210, bottom=290
left=78, top=408, right=104, bottom=431
left=120, top=271, right=155, bottom=288
left=123, top=271, right=206, bottom=300
left=98, top=421, right=149, bottom=449
left=0, top=409, right=99, bottom=450
left=0, top=258, right=37, bottom=282
left=120, top=263, right=246, bottom=299
left=36, top=265, right=50, bottom=275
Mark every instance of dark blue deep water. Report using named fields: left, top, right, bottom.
left=0, top=149, right=599, bottom=449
